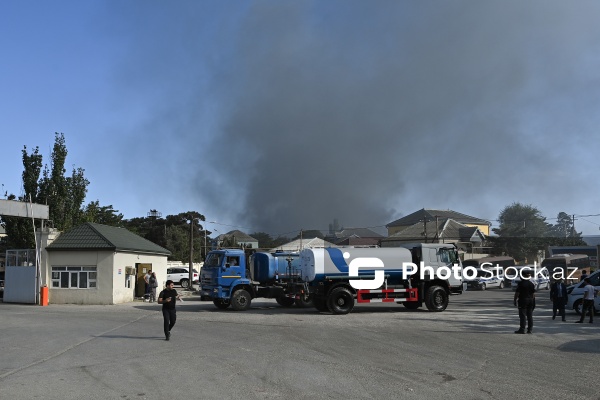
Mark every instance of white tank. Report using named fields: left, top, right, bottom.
left=299, top=247, right=414, bottom=283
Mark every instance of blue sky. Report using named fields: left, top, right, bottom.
left=2, top=1, right=600, bottom=237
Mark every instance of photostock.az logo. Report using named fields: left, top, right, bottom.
left=346, top=252, right=386, bottom=290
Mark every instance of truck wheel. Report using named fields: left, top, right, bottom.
left=313, top=297, right=330, bottom=312
left=231, top=289, right=252, bottom=311
left=213, top=299, right=230, bottom=309
left=402, top=302, right=420, bottom=310
left=425, top=285, right=448, bottom=312
left=181, top=279, right=189, bottom=289
left=327, top=287, right=354, bottom=315
left=276, top=296, right=295, bottom=307
left=574, top=299, right=582, bottom=315
left=295, top=296, right=313, bottom=308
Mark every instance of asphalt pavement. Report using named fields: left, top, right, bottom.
left=0, top=287, right=598, bottom=400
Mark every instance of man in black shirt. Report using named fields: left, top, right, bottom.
left=550, top=278, right=568, bottom=321
left=513, top=269, right=537, bottom=334
left=158, top=280, right=181, bottom=341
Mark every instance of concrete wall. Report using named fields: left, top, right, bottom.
left=46, top=250, right=115, bottom=305
left=113, top=252, right=168, bottom=303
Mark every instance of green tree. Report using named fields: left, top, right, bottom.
left=3, top=133, right=89, bottom=248
left=83, top=201, right=124, bottom=226
left=3, top=146, right=44, bottom=248
left=123, top=211, right=207, bottom=262
left=548, top=212, right=582, bottom=239
left=37, top=133, right=89, bottom=230
left=249, top=231, right=292, bottom=249
left=492, top=202, right=551, bottom=262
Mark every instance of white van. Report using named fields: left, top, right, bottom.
left=566, top=270, right=600, bottom=315
left=509, top=266, right=550, bottom=291
left=465, top=267, right=505, bottom=290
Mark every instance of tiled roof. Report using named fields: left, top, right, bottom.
left=217, top=230, right=258, bottom=242
left=46, top=223, right=171, bottom=255
left=270, top=238, right=337, bottom=252
left=333, top=228, right=384, bottom=239
left=382, top=219, right=485, bottom=242
left=334, top=237, right=380, bottom=246
left=387, top=208, right=490, bottom=227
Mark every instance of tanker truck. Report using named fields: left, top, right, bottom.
left=299, top=243, right=465, bottom=314
left=199, top=249, right=308, bottom=311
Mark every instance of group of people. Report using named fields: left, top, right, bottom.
left=143, top=271, right=159, bottom=302
left=513, top=271, right=596, bottom=334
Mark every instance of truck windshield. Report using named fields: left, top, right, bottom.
left=205, top=253, right=224, bottom=267
left=439, top=248, right=459, bottom=264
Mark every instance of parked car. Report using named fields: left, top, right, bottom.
left=166, top=267, right=199, bottom=288
left=463, top=256, right=516, bottom=287
left=566, top=269, right=600, bottom=315
left=510, top=266, right=550, bottom=291
left=465, top=268, right=505, bottom=290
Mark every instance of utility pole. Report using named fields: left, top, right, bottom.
left=204, top=226, right=207, bottom=261
left=188, top=214, right=194, bottom=290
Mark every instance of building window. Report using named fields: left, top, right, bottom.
left=51, top=266, right=97, bottom=289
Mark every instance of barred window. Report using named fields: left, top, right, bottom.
left=51, top=266, right=97, bottom=289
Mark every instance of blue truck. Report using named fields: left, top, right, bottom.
left=200, top=249, right=308, bottom=310
left=200, top=243, right=464, bottom=314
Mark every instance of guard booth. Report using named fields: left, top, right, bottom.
left=3, top=249, right=39, bottom=304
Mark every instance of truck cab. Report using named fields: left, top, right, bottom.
left=200, top=249, right=305, bottom=311
left=200, top=249, right=253, bottom=310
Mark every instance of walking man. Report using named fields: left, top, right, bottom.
left=576, top=278, right=596, bottom=324
left=514, top=269, right=536, bottom=334
left=550, top=278, right=568, bottom=321
left=158, top=280, right=182, bottom=340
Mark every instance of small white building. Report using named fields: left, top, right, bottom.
left=42, top=223, right=171, bottom=305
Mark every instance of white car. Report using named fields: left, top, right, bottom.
left=510, top=266, right=550, bottom=291
left=566, top=270, right=600, bottom=315
left=167, top=267, right=199, bottom=288
left=465, top=268, right=505, bottom=290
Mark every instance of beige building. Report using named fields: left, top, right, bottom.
left=41, top=223, right=171, bottom=305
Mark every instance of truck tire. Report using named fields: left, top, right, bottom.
left=295, top=296, right=313, bottom=308
left=313, top=296, right=330, bottom=312
left=574, top=299, right=582, bottom=315
left=402, top=302, right=420, bottom=310
left=276, top=296, right=295, bottom=307
left=327, top=287, right=354, bottom=315
left=231, top=289, right=252, bottom=311
left=213, top=299, right=230, bottom=309
left=425, top=285, right=448, bottom=312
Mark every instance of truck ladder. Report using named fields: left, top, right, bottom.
left=356, top=288, right=418, bottom=303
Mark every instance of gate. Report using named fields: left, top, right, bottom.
left=3, top=249, right=38, bottom=304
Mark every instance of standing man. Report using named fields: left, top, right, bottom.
left=144, top=271, right=152, bottom=301
left=580, top=270, right=589, bottom=282
left=576, top=278, right=596, bottom=324
left=550, top=278, right=568, bottom=321
left=158, top=280, right=182, bottom=340
left=514, top=269, right=536, bottom=334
